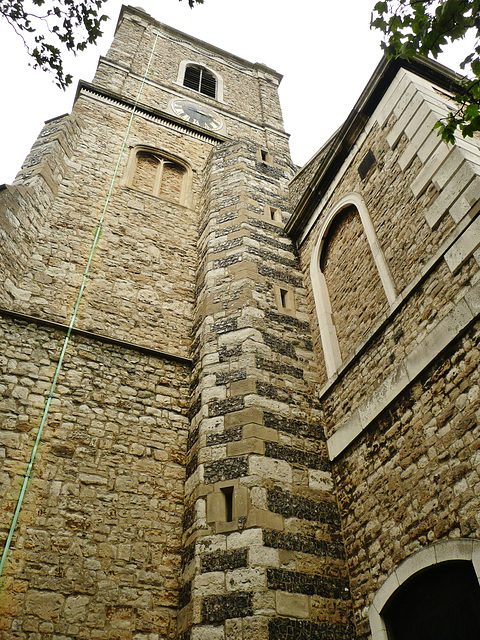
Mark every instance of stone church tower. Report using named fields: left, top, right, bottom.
left=2, top=5, right=480, bottom=640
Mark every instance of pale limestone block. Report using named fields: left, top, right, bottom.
left=358, top=362, right=409, bottom=430
left=201, top=385, right=226, bottom=404
left=226, top=527, right=263, bottom=550
left=404, top=102, right=433, bottom=139
left=372, top=571, right=400, bottom=613
left=327, top=410, right=362, bottom=461
left=248, top=546, right=279, bottom=567
left=276, top=591, right=309, bottom=618
left=425, top=162, right=475, bottom=228
left=225, top=618, right=243, bottom=639
left=202, top=352, right=219, bottom=366
left=432, top=146, right=464, bottom=190
left=199, top=444, right=227, bottom=463
left=386, top=92, right=424, bottom=148
left=248, top=455, right=292, bottom=483
left=449, top=180, right=480, bottom=223
left=63, top=595, right=89, bottom=623
left=368, top=602, right=389, bottom=640
left=225, top=567, right=265, bottom=592
left=246, top=395, right=289, bottom=416
left=405, top=298, right=473, bottom=383
left=218, top=327, right=262, bottom=346
left=185, top=467, right=203, bottom=496
left=444, top=215, right=480, bottom=272
left=393, top=81, right=419, bottom=120
left=374, top=70, right=408, bottom=129
left=396, top=546, right=436, bottom=587
left=308, top=469, right=334, bottom=492
left=416, top=128, right=443, bottom=164
left=250, top=486, right=268, bottom=510
left=78, top=473, right=107, bottom=485
left=465, top=281, right=480, bottom=316
left=197, top=534, right=227, bottom=554
left=398, top=109, right=435, bottom=171
left=411, top=143, right=450, bottom=197
left=191, top=625, right=225, bottom=640
left=199, top=373, right=216, bottom=390
left=193, top=572, right=225, bottom=596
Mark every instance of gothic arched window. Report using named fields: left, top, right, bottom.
left=127, top=148, right=190, bottom=206
left=310, top=193, right=396, bottom=377
left=183, top=64, right=217, bottom=98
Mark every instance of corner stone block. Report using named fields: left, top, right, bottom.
left=224, top=407, right=264, bottom=429
left=276, top=591, right=309, bottom=618
left=191, top=625, right=225, bottom=640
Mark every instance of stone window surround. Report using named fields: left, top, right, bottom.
left=309, top=191, right=397, bottom=378
left=274, top=284, right=296, bottom=317
left=324, top=209, right=480, bottom=461
left=369, top=539, right=480, bottom=640
left=175, top=60, right=225, bottom=103
left=264, top=204, right=282, bottom=224
left=205, top=479, right=248, bottom=533
left=124, top=144, right=193, bottom=208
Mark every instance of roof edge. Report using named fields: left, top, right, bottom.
left=286, top=55, right=463, bottom=242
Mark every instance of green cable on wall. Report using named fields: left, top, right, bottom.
left=0, top=28, right=161, bottom=582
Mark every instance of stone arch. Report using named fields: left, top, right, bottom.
left=310, top=192, right=396, bottom=378
left=369, top=539, right=480, bottom=640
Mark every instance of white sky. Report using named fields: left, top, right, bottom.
left=0, top=0, right=472, bottom=184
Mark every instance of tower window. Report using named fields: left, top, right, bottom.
left=130, top=150, right=186, bottom=204
left=183, top=65, right=217, bottom=98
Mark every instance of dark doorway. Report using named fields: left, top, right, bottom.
left=383, top=560, right=480, bottom=640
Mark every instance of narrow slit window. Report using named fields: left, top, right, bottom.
left=221, top=486, right=234, bottom=522
left=280, top=288, right=288, bottom=308
left=261, top=150, right=268, bottom=162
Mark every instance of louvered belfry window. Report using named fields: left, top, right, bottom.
left=183, top=65, right=216, bottom=98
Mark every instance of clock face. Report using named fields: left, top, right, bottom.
left=171, top=99, right=223, bottom=132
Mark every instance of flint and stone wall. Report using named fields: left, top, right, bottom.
left=179, top=140, right=354, bottom=640
left=293, top=66, right=480, bottom=637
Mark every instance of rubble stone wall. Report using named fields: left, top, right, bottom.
left=0, top=312, right=191, bottom=638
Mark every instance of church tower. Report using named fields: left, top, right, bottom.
left=0, top=7, right=353, bottom=639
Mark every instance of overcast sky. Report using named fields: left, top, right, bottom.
left=0, top=0, right=472, bottom=184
